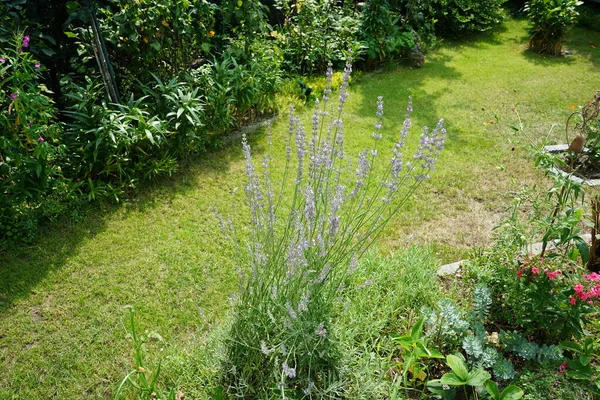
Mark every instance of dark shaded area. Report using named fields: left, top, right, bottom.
left=0, top=129, right=252, bottom=312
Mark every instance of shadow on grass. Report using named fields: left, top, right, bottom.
left=0, top=125, right=264, bottom=313
left=0, top=214, right=107, bottom=313
left=521, top=27, right=600, bottom=67
left=567, top=26, right=600, bottom=68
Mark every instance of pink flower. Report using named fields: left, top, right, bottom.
left=574, top=284, right=585, bottom=294
left=559, top=362, right=568, bottom=375
left=22, top=35, right=30, bottom=48
left=570, top=296, right=577, bottom=306
left=0, top=57, right=5, bottom=63
left=588, top=300, right=594, bottom=305
left=37, top=137, right=44, bottom=143
left=34, top=62, right=40, bottom=68
left=531, top=266, right=539, bottom=275
left=9, top=93, right=17, bottom=101
left=583, top=272, right=600, bottom=281
left=517, top=271, right=523, bottom=279
left=546, top=270, right=561, bottom=280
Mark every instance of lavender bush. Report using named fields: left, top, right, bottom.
left=219, top=56, right=446, bottom=398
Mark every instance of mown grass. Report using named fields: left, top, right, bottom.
left=1, top=17, right=600, bottom=398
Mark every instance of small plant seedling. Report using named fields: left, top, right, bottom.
left=427, top=354, right=491, bottom=399
left=484, top=380, right=524, bottom=400
left=390, top=317, right=444, bottom=387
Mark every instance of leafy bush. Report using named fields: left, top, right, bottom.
left=99, top=0, right=217, bottom=80
left=0, top=32, right=64, bottom=245
left=273, top=0, right=360, bottom=73
left=434, top=0, right=507, bottom=36
left=577, top=4, right=600, bottom=32
left=501, top=255, right=600, bottom=341
left=524, top=0, right=582, bottom=55
left=219, top=57, right=446, bottom=397
left=359, top=0, right=419, bottom=64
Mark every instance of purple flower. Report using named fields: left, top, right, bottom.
left=282, top=362, right=296, bottom=379
left=37, top=137, right=44, bottom=143
left=22, top=35, right=30, bottom=48
left=0, top=57, right=5, bottom=63
left=28, top=121, right=34, bottom=126
left=34, top=62, right=40, bottom=68
left=9, top=93, right=18, bottom=101
left=315, top=322, right=328, bottom=338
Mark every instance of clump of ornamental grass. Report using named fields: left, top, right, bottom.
left=217, top=55, right=446, bottom=398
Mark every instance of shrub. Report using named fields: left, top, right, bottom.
left=434, top=0, right=507, bottom=37
left=501, top=254, right=600, bottom=342
left=0, top=31, right=64, bottom=245
left=99, top=0, right=217, bottom=80
left=359, top=0, right=419, bottom=64
left=273, top=0, right=360, bottom=73
left=524, top=0, right=582, bottom=55
left=219, top=57, right=446, bottom=397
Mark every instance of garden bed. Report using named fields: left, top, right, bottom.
left=543, top=144, right=600, bottom=186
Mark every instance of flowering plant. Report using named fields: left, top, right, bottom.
left=219, top=56, right=446, bottom=397
left=0, top=31, right=63, bottom=244
left=506, top=254, right=597, bottom=341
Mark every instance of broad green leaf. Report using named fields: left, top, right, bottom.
left=579, top=354, right=591, bottom=366
left=466, top=369, right=490, bottom=387
left=426, top=380, right=445, bottom=395
left=560, top=341, right=583, bottom=353
left=411, top=317, right=424, bottom=340
left=440, top=372, right=466, bottom=386
left=566, top=368, right=593, bottom=380
left=575, top=239, right=590, bottom=265
left=145, top=129, right=156, bottom=145
left=500, top=385, right=524, bottom=400
left=485, top=380, right=500, bottom=400
left=446, top=354, right=469, bottom=380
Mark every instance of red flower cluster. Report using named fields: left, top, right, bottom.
left=569, top=281, right=600, bottom=306
left=517, top=255, right=562, bottom=281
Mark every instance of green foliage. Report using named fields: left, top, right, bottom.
left=220, top=59, right=446, bottom=397
left=502, top=331, right=563, bottom=362
left=577, top=4, right=600, bottom=32
left=435, top=0, right=507, bottom=36
left=524, top=0, right=582, bottom=55
left=219, top=0, right=270, bottom=39
left=514, top=365, right=595, bottom=399
left=493, top=359, right=517, bottom=381
left=422, top=299, right=470, bottom=350
left=0, top=31, right=64, bottom=245
left=497, top=254, right=597, bottom=342
left=390, top=318, right=444, bottom=391
left=99, top=0, right=217, bottom=79
left=273, top=0, right=359, bottom=73
left=533, top=151, right=588, bottom=263
left=62, top=80, right=178, bottom=198
left=427, top=353, right=491, bottom=398
left=560, top=338, right=600, bottom=394
left=337, top=247, right=444, bottom=398
left=113, top=308, right=176, bottom=400
left=359, top=0, right=419, bottom=63
left=485, top=380, right=525, bottom=400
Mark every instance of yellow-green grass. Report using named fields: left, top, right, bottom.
left=1, top=17, right=600, bottom=398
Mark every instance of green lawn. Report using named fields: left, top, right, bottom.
left=1, top=18, right=600, bottom=398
